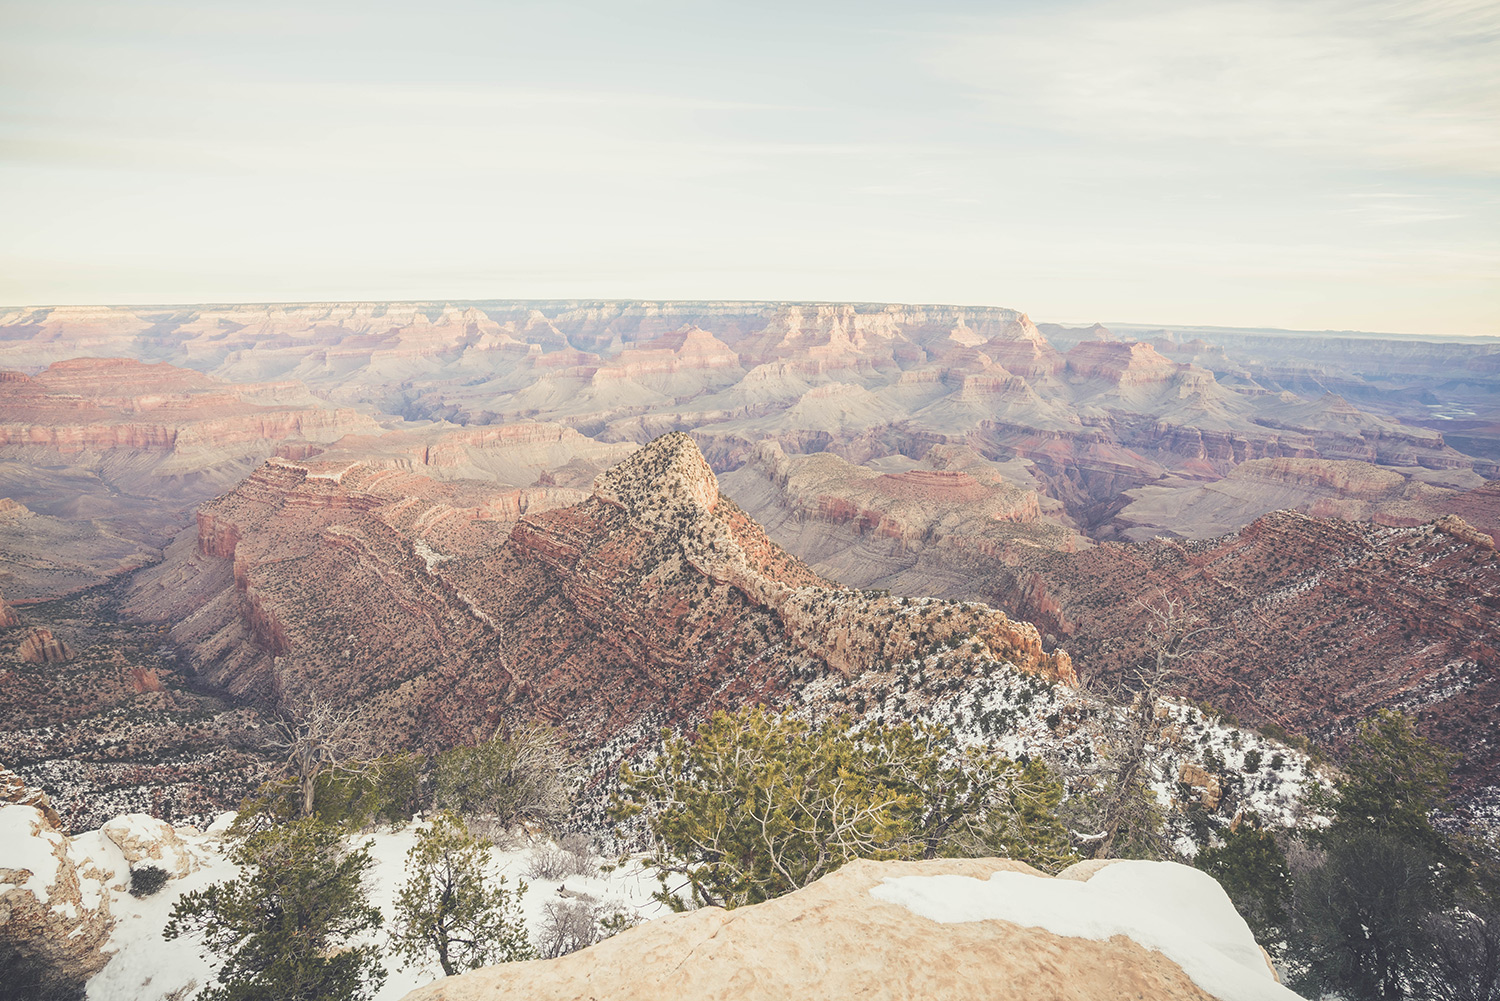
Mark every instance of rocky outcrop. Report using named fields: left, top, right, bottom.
left=101, top=813, right=198, bottom=879
left=943, top=510, right=1500, bottom=815
left=0, top=358, right=379, bottom=455
left=1435, top=514, right=1495, bottom=550
left=1178, top=762, right=1224, bottom=810
left=1110, top=458, right=1473, bottom=542
left=131, top=433, right=1071, bottom=764
left=0, top=766, right=62, bottom=828
left=16, top=628, right=72, bottom=664
left=0, top=588, right=18, bottom=629
left=1065, top=340, right=1182, bottom=386
left=401, top=856, right=1292, bottom=1001
left=0, top=797, right=115, bottom=998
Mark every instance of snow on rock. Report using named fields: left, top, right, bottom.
left=871, top=858, right=1295, bottom=1001
left=0, top=800, right=116, bottom=995
left=102, top=814, right=200, bottom=879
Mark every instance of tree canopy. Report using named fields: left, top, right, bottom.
left=611, top=706, right=1074, bottom=910
left=164, top=817, right=385, bottom=1001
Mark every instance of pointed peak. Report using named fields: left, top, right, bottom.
left=594, top=432, right=719, bottom=520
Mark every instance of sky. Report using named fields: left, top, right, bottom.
left=1, top=0, right=1496, bottom=334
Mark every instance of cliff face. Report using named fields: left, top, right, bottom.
left=939, top=510, right=1500, bottom=811
left=0, top=358, right=383, bottom=537
left=0, top=357, right=378, bottom=455
left=1111, top=457, right=1476, bottom=542
left=0, top=782, right=116, bottom=997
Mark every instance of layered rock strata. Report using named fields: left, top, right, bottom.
left=132, top=433, right=1071, bottom=760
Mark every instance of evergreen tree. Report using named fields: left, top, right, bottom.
left=164, top=818, right=385, bottom=1001
left=390, top=812, right=535, bottom=976
left=1195, top=822, right=1291, bottom=946
left=1290, top=829, right=1446, bottom=1000
left=1322, top=708, right=1457, bottom=853
left=1286, top=709, right=1462, bottom=1000
left=612, top=706, right=1073, bottom=909
left=945, top=759, right=1077, bottom=873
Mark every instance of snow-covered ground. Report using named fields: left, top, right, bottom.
left=798, top=646, right=1329, bottom=854
left=80, top=814, right=670, bottom=1001
left=872, top=861, right=1300, bottom=1001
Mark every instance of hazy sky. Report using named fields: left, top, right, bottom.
left=2, top=0, right=1496, bottom=333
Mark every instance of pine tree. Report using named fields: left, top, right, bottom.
left=1195, top=823, right=1291, bottom=946
left=1288, top=709, right=1462, bottom=1000
left=164, top=818, right=385, bottom=1001
left=1323, top=708, right=1456, bottom=852
left=390, top=812, right=535, bottom=976
left=612, top=706, right=1074, bottom=908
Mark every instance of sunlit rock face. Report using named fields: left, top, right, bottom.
left=398, top=856, right=1294, bottom=1001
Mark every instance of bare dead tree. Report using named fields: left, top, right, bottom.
left=262, top=691, right=372, bottom=818
left=1091, top=597, right=1216, bottom=860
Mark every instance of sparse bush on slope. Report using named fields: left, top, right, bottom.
left=434, top=723, right=572, bottom=840
left=611, top=706, right=1075, bottom=910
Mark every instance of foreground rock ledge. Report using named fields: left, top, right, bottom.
left=401, top=857, right=1291, bottom=1001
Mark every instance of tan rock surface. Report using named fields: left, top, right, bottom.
left=0, top=799, right=115, bottom=994
left=400, top=857, right=1254, bottom=1001
left=101, top=813, right=198, bottom=878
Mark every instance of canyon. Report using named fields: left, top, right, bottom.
left=0, top=301, right=1495, bottom=833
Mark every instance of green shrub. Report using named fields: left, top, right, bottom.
left=612, top=707, right=1074, bottom=909
left=128, top=865, right=169, bottom=898
left=236, top=752, right=425, bottom=833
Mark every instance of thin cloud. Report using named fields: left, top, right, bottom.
left=929, top=0, right=1500, bottom=173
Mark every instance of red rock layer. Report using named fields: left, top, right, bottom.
left=133, top=434, right=1070, bottom=761
left=0, top=357, right=377, bottom=454
left=16, top=628, right=72, bottom=664
left=957, top=511, right=1500, bottom=803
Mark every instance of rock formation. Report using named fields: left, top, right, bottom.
left=15, top=627, right=72, bottom=664
left=128, top=433, right=1070, bottom=761
left=1, top=303, right=1491, bottom=541
left=956, top=510, right=1500, bottom=814
left=1, top=300, right=1496, bottom=835
left=0, top=791, right=115, bottom=998
left=400, top=856, right=1294, bottom=1001
left=101, top=813, right=199, bottom=879
left=1111, top=457, right=1477, bottom=542
left=0, top=357, right=383, bottom=540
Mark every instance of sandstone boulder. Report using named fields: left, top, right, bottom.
left=400, top=857, right=1292, bottom=1001
left=1178, top=761, right=1225, bottom=810
left=0, top=766, right=62, bottom=829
